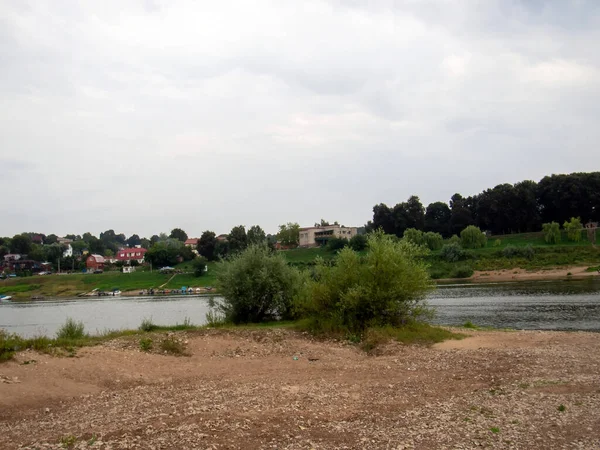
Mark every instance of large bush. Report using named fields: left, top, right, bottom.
left=563, top=217, right=582, bottom=242
left=326, top=237, right=348, bottom=252
left=440, top=243, right=466, bottom=262
left=213, top=245, right=306, bottom=324
left=542, top=222, right=561, bottom=244
left=305, top=232, right=433, bottom=332
left=423, top=232, right=443, bottom=250
left=348, top=234, right=368, bottom=251
left=460, top=226, right=487, bottom=249
left=403, top=228, right=424, bottom=246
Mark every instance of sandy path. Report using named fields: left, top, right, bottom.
left=0, top=329, right=599, bottom=449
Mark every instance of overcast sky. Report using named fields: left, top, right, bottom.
left=1, top=0, right=599, bottom=238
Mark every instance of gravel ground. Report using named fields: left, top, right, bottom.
left=0, top=328, right=599, bottom=449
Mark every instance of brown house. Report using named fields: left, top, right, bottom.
left=86, top=254, right=105, bottom=272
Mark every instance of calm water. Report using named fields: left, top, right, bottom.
left=1, top=279, right=600, bottom=337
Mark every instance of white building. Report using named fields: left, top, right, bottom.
left=62, top=244, right=73, bottom=258
left=298, top=225, right=358, bottom=248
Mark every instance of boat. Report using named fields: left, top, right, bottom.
left=0, top=295, right=12, bottom=302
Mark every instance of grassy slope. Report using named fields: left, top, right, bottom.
left=0, top=263, right=219, bottom=299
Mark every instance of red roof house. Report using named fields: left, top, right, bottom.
left=86, top=254, right=105, bottom=272
left=184, top=238, right=199, bottom=248
left=116, top=247, right=147, bottom=264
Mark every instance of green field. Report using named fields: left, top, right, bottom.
left=0, top=263, right=218, bottom=299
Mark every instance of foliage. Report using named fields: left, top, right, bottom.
left=494, top=239, right=502, bottom=247
left=425, top=202, right=451, bottom=237
left=277, top=222, right=300, bottom=247
left=542, top=222, right=561, bottom=244
left=305, top=231, right=433, bottom=332
left=214, top=245, right=306, bottom=323
left=460, top=225, right=487, bottom=249
left=348, top=234, right=368, bottom=251
left=449, top=265, right=474, bottom=278
left=169, top=228, right=188, bottom=242
left=139, top=338, right=153, bottom=351
left=145, top=240, right=183, bottom=267
left=247, top=225, right=266, bottom=245
left=127, top=234, right=141, bottom=247
left=159, top=336, right=187, bottom=355
left=502, top=244, right=535, bottom=260
left=197, top=231, right=218, bottom=261
left=10, top=234, right=32, bottom=254
left=423, top=232, right=444, bottom=250
left=440, top=243, right=466, bottom=262
left=228, top=225, right=248, bottom=254
left=192, top=256, right=208, bottom=277
left=139, top=317, right=157, bottom=332
left=563, top=217, right=582, bottom=242
left=372, top=196, right=425, bottom=238
left=56, top=318, right=86, bottom=340
left=403, top=228, right=424, bottom=246
left=448, top=235, right=461, bottom=245
left=326, top=237, right=348, bottom=252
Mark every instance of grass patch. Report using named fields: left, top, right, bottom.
left=360, top=323, right=465, bottom=352
left=462, top=320, right=479, bottom=329
left=159, top=336, right=187, bottom=356
left=490, top=427, right=500, bottom=434
left=56, top=318, right=86, bottom=339
left=557, top=404, right=566, bottom=412
left=139, top=338, right=153, bottom=352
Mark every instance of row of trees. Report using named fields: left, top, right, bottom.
left=369, top=172, right=600, bottom=237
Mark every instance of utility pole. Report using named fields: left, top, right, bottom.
left=58, top=257, right=60, bottom=274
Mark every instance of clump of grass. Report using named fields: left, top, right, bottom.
left=139, top=317, right=157, bottom=332
left=490, top=427, right=500, bottom=434
left=160, top=336, right=187, bottom=356
left=557, top=404, right=566, bottom=412
left=360, top=323, right=465, bottom=352
left=60, top=434, right=77, bottom=448
left=56, top=318, right=86, bottom=340
left=139, top=338, right=153, bottom=352
left=463, top=320, right=478, bottom=329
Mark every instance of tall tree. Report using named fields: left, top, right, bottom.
left=372, top=204, right=395, bottom=235
left=127, top=234, right=141, bottom=247
left=247, top=225, right=266, bottom=245
left=197, top=231, right=218, bottom=261
left=45, top=234, right=59, bottom=245
left=228, top=226, right=248, bottom=253
left=9, top=234, right=32, bottom=254
left=169, top=228, right=188, bottom=242
left=277, top=223, right=300, bottom=246
left=405, top=195, right=425, bottom=230
left=425, top=202, right=451, bottom=237
left=449, top=193, right=475, bottom=236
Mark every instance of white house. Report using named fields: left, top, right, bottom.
left=62, top=244, right=73, bottom=258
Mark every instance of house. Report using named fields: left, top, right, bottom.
left=57, top=237, right=73, bottom=245
left=216, top=234, right=228, bottom=242
left=3, top=254, right=22, bottom=262
left=123, top=266, right=136, bottom=274
left=184, top=238, right=199, bottom=248
left=116, top=247, right=147, bottom=264
left=86, top=254, right=105, bottom=272
left=62, top=244, right=73, bottom=258
left=298, top=225, right=358, bottom=248
left=6, top=259, right=51, bottom=273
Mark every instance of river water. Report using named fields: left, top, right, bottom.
left=1, top=279, right=600, bottom=338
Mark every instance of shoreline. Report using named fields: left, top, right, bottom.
left=437, top=265, right=599, bottom=284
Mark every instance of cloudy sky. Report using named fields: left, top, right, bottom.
left=1, top=0, right=599, bottom=238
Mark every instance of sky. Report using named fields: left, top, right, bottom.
left=1, top=0, right=599, bottom=238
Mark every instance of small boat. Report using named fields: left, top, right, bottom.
left=0, top=295, right=12, bottom=302
left=111, top=290, right=121, bottom=296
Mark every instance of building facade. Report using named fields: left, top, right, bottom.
left=86, top=254, right=105, bottom=272
left=116, top=247, right=147, bottom=264
left=298, top=225, right=358, bottom=248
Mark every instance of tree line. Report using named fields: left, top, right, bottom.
left=368, top=172, right=600, bottom=238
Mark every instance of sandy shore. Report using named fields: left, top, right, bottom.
left=1, top=328, right=599, bottom=449
left=439, top=265, right=599, bottom=284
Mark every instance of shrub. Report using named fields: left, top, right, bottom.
left=213, top=244, right=307, bottom=323
left=448, top=235, right=461, bottom=245
left=502, top=244, right=535, bottom=260
left=160, top=336, right=187, bottom=356
left=139, top=338, right=153, bottom=352
left=348, top=234, right=368, bottom=251
left=403, top=228, right=424, bottom=246
left=423, top=232, right=443, bottom=250
left=305, top=231, right=433, bottom=332
left=449, top=265, right=474, bottom=278
left=56, top=318, right=86, bottom=340
left=440, top=243, right=466, bottom=262
left=460, top=226, right=487, bottom=249
left=494, top=239, right=502, bottom=247
left=563, top=217, right=582, bottom=242
left=542, top=222, right=561, bottom=244
left=326, top=237, right=348, bottom=252
left=502, top=245, right=520, bottom=258
left=139, top=317, right=157, bottom=332
left=192, top=256, right=208, bottom=277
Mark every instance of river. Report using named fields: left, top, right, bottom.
left=1, top=279, right=600, bottom=338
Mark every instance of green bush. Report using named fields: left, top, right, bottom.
left=563, top=217, right=582, bottom=242
left=403, top=228, right=424, bottom=246
left=449, top=265, right=474, bottom=278
left=460, top=226, right=487, bottom=249
left=139, top=317, right=157, bottom=332
left=213, top=244, right=307, bottom=323
left=139, top=338, right=153, bottom=352
left=304, top=231, right=433, bottom=332
left=192, top=256, right=208, bottom=277
left=423, top=232, right=443, bottom=250
left=348, top=234, right=368, bottom=251
left=56, top=318, right=86, bottom=340
left=326, top=237, right=348, bottom=252
left=542, top=222, right=561, bottom=244
left=448, top=235, right=461, bottom=245
left=440, top=243, right=466, bottom=262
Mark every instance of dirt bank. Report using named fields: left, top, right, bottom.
left=438, top=265, right=599, bottom=284
left=0, top=329, right=599, bottom=449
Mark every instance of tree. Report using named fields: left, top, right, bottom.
left=192, top=256, right=208, bottom=277
left=228, top=225, right=248, bottom=253
left=423, top=232, right=444, bottom=250
left=169, top=228, right=188, bottom=242
left=213, top=245, right=305, bottom=323
left=403, top=228, right=424, bottom=246
left=0, top=245, right=8, bottom=259
left=247, top=225, right=266, bottom=245
left=277, top=222, right=300, bottom=247
left=9, top=234, right=32, bottom=254
left=542, top=222, right=561, bottom=244
left=460, top=226, right=487, bottom=249
left=563, top=217, right=582, bottom=242
left=150, top=235, right=160, bottom=244
left=140, top=238, right=151, bottom=249
left=82, top=232, right=95, bottom=243
left=348, top=234, right=368, bottom=251
left=127, top=234, right=141, bottom=247
left=449, top=194, right=475, bottom=236
left=87, top=236, right=105, bottom=254
left=425, top=202, right=451, bottom=237
left=145, top=241, right=180, bottom=267
left=306, top=231, right=433, bottom=332
left=197, top=231, right=218, bottom=261
left=372, top=204, right=395, bottom=235
left=405, top=196, right=425, bottom=230
left=45, top=234, right=59, bottom=245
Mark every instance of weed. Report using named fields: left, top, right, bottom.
left=56, top=318, right=86, bottom=340
left=60, top=434, right=77, bottom=448
left=463, top=321, right=478, bottom=329
left=21, top=359, right=37, bottom=365
left=139, top=338, right=153, bottom=352
left=490, top=427, right=500, bottom=434
left=139, top=317, right=157, bottom=332
left=511, top=419, right=520, bottom=424
left=160, top=336, right=187, bottom=356
left=87, top=434, right=97, bottom=446
left=557, top=404, right=566, bottom=412
left=518, top=383, right=529, bottom=389
left=567, top=272, right=572, bottom=276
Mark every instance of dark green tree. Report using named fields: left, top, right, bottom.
left=228, top=225, right=248, bottom=253
left=126, top=234, right=141, bottom=247
left=247, top=225, right=266, bottom=245
left=169, top=228, right=188, bottom=242
left=425, top=202, right=451, bottom=237
left=197, top=231, right=218, bottom=261
left=9, top=234, right=32, bottom=254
